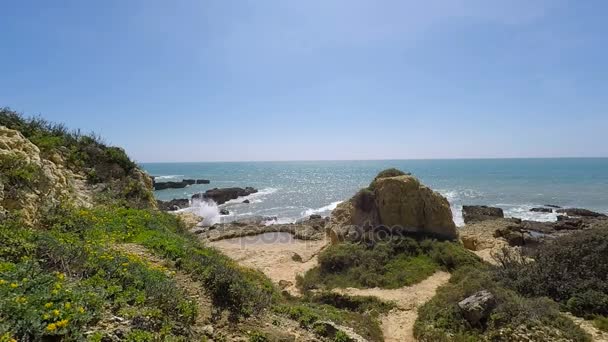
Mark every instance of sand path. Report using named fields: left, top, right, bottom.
left=334, top=271, right=450, bottom=342
left=209, top=233, right=328, bottom=295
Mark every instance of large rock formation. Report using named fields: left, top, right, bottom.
left=0, top=126, right=92, bottom=224
left=462, top=205, right=504, bottom=223
left=327, top=170, right=457, bottom=243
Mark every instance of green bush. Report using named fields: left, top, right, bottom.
left=298, top=238, right=481, bottom=291
left=368, top=168, right=410, bottom=190
left=494, top=228, right=608, bottom=318
left=593, top=316, right=608, bottom=333
left=414, top=266, right=590, bottom=342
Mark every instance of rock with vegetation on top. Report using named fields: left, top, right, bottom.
left=462, top=205, right=504, bottom=224
left=0, top=126, right=91, bottom=224
left=327, top=169, right=457, bottom=243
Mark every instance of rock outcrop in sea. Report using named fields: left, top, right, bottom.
left=192, top=187, right=258, bottom=205
left=327, top=169, right=458, bottom=243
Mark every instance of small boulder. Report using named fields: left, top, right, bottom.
left=278, top=280, right=293, bottom=289
left=242, top=199, right=250, bottom=204
left=458, top=290, right=496, bottom=326
left=219, top=209, right=230, bottom=215
left=462, top=205, right=504, bottom=224
left=530, top=207, right=552, bottom=213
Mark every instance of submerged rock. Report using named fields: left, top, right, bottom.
left=327, top=170, right=457, bottom=243
left=462, top=205, right=504, bottom=224
left=556, top=208, right=606, bottom=218
left=530, top=207, right=553, bottom=213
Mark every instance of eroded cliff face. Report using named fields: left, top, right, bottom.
left=0, top=125, right=155, bottom=224
left=327, top=171, right=458, bottom=242
left=0, top=126, right=93, bottom=223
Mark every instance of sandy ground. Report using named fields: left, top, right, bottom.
left=210, top=233, right=328, bottom=295
left=334, top=271, right=451, bottom=342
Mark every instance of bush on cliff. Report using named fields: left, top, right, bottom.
left=297, top=237, right=481, bottom=291
left=494, top=227, right=608, bottom=318
left=0, top=108, right=152, bottom=208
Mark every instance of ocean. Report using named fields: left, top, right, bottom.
left=141, top=158, right=608, bottom=227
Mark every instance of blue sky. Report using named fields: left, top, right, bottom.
left=1, top=0, right=607, bottom=162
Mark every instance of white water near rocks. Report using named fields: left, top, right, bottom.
left=145, top=159, right=608, bottom=227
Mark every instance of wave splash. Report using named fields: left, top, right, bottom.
left=301, top=201, right=342, bottom=217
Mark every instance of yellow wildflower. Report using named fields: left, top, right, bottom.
left=10, top=283, right=18, bottom=288
left=42, top=313, right=51, bottom=320
left=64, top=302, right=72, bottom=309
left=46, top=323, right=57, bottom=332
left=78, top=307, right=86, bottom=314
left=56, top=319, right=69, bottom=328
left=56, top=273, right=65, bottom=281
left=54, top=283, right=62, bottom=290
left=121, top=262, right=129, bottom=267
left=45, top=302, right=54, bottom=308
left=51, top=289, right=59, bottom=295
left=15, top=296, right=27, bottom=303
left=52, top=309, right=60, bottom=316
left=10, top=338, right=17, bottom=342
left=0, top=279, right=6, bottom=285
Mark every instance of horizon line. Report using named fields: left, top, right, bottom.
left=138, top=156, right=608, bottom=164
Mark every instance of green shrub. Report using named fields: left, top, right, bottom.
left=494, top=228, right=608, bottom=318
left=368, top=168, right=410, bottom=190
left=299, top=238, right=481, bottom=291
left=593, top=316, right=608, bottom=333
left=414, top=266, right=590, bottom=341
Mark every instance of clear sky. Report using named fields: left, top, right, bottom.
left=1, top=0, right=607, bottom=162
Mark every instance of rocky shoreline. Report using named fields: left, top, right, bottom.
left=152, top=177, right=210, bottom=190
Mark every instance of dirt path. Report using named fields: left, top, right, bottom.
left=334, top=271, right=451, bottom=342
left=209, top=234, right=328, bottom=295
left=565, top=314, right=608, bottom=342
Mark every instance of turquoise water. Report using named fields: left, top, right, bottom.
left=141, top=159, right=608, bottom=226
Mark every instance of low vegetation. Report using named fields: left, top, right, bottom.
left=297, top=237, right=481, bottom=291
left=274, top=294, right=391, bottom=342
left=414, top=265, right=590, bottom=341
left=494, top=227, right=608, bottom=318
left=0, top=206, right=275, bottom=340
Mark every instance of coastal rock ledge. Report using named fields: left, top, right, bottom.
left=327, top=168, right=457, bottom=243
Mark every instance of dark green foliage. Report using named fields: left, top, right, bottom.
left=298, top=238, right=482, bottom=291
left=0, top=153, right=43, bottom=196
left=374, top=168, right=408, bottom=180
left=494, top=228, right=608, bottom=318
left=353, top=188, right=375, bottom=212
left=306, top=292, right=394, bottom=315
left=414, top=266, right=590, bottom=342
